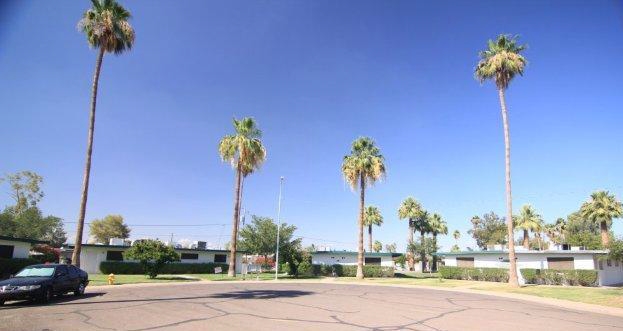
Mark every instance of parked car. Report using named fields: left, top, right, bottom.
left=0, top=264, right=89, bottom=305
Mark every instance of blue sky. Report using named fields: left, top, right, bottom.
left=1, top=0, right=622, bottom=252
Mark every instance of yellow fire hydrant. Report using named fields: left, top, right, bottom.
left=108, top=273, right=115, bottom=285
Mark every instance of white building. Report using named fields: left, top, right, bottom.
left=439, top=249, right=623, bottom=286
left=311, top=251, right=399, bottom=267
left=0, top=235, right=46, bottom=259
left=62, top=243, right=245, bottom=274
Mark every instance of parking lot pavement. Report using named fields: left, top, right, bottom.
left=1, top=282, right=623, bottom=331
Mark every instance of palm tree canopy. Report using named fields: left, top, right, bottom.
left=475, top=34, right=527, bottom=90
left=453, top=230, right=461, bottom=240
left=219, top=117, right=267, bottom=175
left=414, top=210, right=432, bottom=234
left=429, top=213, right=448, bottom=236
left=398, top=197, right=423, bottom=221
left=78, top=0, right=135, bottom=54
left=514, top=204, right=544, bottom=232
left=363, top=205, right=383, bottom=226
left=580, top=191, right=623, bottom=225
left=341, top=137, right=386, bottom=190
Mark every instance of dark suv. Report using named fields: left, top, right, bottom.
left=0, top=264, right=89, bottom=305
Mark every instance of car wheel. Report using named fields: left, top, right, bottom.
left=0, top=300, right=5, bottom=306
left=74, top=282, right=86, bottom=296
left=40, top=287, right=53, bottom=303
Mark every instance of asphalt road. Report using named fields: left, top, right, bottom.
left=1, top=282, right=622, bottom=331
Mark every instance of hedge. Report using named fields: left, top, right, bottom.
left=0, top=258, right=40, bottom=279
left=310, top=264, right=394, bottom=277
left=521, top=268, right=598, bottom=287
left=439, top=266, right=509, bottom=282
left=100, top=261, right=229, bottom=275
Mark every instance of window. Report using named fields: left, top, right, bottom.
left=0, top=245, right=14, bottom=259
left=547, top=257, right=574, bottom=270
left=106, top=251, right=124, bottom=261
left=214, top=254, right=226, bottom=263
left=364, top=257, right=381, bottom=265
left=607, top=259, right=612, bottom=267
left=181, top=253, right=199, bottom=260
left=615, top=260, right=620, bottom=267
left=598, top=260, right=603, bottom=270
left=456, top=257, right=474, bottom=268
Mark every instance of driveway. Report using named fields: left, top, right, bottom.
left=1, top=282, right=622, bottom=331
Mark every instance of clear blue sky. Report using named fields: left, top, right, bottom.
left=1, top=1, right=622, bottom=252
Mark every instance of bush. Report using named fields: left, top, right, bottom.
left=438, top=266, right=509, bottom=282
left=124, top=240, right=180, bottom=278
left=520, top=268, right=598, bottom=287
left=309, top=264, right=394, bottom=277
left=0, top=258, right=40, bottom=279
left=100, top=262, right=229, bottom=275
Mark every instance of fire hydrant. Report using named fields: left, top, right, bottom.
left=108, top=273, right=115, bottom=285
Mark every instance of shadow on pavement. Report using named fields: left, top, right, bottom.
left=209, top=290, right=312, bottom=299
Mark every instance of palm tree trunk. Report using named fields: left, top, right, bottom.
left=368, top=225, right=373, bottom=252
left=600, top=221, right=610, bottom=247
left=420, top=230, right=426, bottom=273
left=499, top=88, right=519, bottom=287
left=432, top=233, right=438, bottom=272
left=72, top=47, right=105, bottom=267
left=227, top=164, right=243, bottom=277
left=407, top=220, right=414, bottom=271
left=523, top=229, right=529, bottom=249
left=356, top=175, right=365, bottom=279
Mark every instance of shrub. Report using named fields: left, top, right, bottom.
left=438, top=266, right=509, bottom=282
left=100, top=261, right=229, bottom=275
left=309, top=264, right=394, bottom=277
left=297, top=260, right=313, bottom=277
left=124, top=240, right=180, bottom=278
left=0, top=258, right=40, bottom=279
left=520, top=269, right=598, bottom=287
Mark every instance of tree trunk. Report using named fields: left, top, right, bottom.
left=600, top=221, right=610, bottom=247
left=499, top=88, right=519, bottom=287
left=523, top=229, right=529, bottom=249
left=420, top=230, right=426, bottom=273
left=72, top=47, right=105, bottom=267
left=227, top=163, right=243, bottom=277
left=432, top=233, right=438, bottom=272
left=368, top=225, right=373, bottom=252
left=407, top=219, right=414, bottom=271
left=356, top=175, right=365, bottom=279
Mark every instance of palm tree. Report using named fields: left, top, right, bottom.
left=342, top=137, right=386, bottom=279
left=414, top=210, right=431, bottom=272
left=398, top=197, right=423, bottom=271
left=545, top=218, right=566, bottom=245
left=373, top=240, right=383, bottom=253
left=453, top=230, right=461, bottom=243
left=72, top=0, right=135, bottom=267
left=429, top=213, right=447, bottom=272
left=219, top=118, right=267, bottom=276
left=580, top=191, right=623, bottom=247
left=514, top=205, right=543, bottom=249
left=363, top=205, right=384, bottom=252
left=475, top=34, right=527, bottom=287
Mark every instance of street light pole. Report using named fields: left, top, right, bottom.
left=274, top=176, right=284, bottom=280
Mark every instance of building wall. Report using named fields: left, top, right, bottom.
left=312, top=254, right=395, bottom=267
left=596, top=258, right=623, bottom=286
left=0, top=239, right=31, bottom=259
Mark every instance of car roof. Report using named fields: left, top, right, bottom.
left=26, top=264, right=65, bottom=268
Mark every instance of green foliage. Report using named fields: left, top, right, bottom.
left=606, top=238, right=623, bottom=262
left=310, top=264, right=394, bottom=277
left=439, top=266, right=509, bottom=282
left=408, top=237, right=438, bottom=261
left=520, top=269, right=598, bottom=287
left=580, top=191, right=623, bottom=228
left=100, top=261, right=229, bottom=275
left=297, top=259, right=313, bottom=277
left=219, top=117, right=267, bottom=176
left=363, top=206, right=383, bottom=227
left=78, top=0, right=135, bottom=54
left=468, top=212, right=508, bottom=250
left=566, top=231, right=603, bottom=249
left=124, top=240, right=180, bottom=278
left=0, top=207, right=66, bottom=246
left=372, top=240, right=383, bottom=252
left=1, top=171, right=44, bottom=213
left=394, top=254, right=406, bottom=268
left=89, top=214, right=131, bottom=244
left=0, top=258, right=40, bottom=279
left=451, top=244, right=461, bottom=252
left=384, top=242, right=397, bottom=253
left=341, top=137, right=386, bottom=190
left=475, top=34, right=527, bottom=90
left=30, top=244, right=59, bottom=263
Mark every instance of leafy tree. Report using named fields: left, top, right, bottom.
left=238, top=216, right=299, bottom=271
left=606, top=238, right=623, bottom=262
left=1, top=171, right=44, bottom=213
left=468, top=212, right=508, bottom=250
left=73, top=0, right=135, bottom=268
left=219, top=118, right=266, bottom=277
left=384, top=242, right=397, bottom=253
left=89, top=214, right=130, bottom=244
left=514, top=205, right=544, bottom=249
left=475, top=34, right=527, bottom=287
left=0, top=207, right=66, bottom=246
left=398, top=197, right=423, bottom=271
left=566, top=231, right=603, bottom=250
left=342, top=137, right=386, bottom=279
left=372, top=240, right=382, bottom=253
left=363, top=205, right=383, bottom=252
left=125, top=240, right=179, bottom=278
left=429, top=213, right=447, bottom=272
left=580, top=191, right=623, bottom=247
left=407, top=237, right=437, bottom=272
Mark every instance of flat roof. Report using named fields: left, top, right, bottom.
left=63, top=244, right=246, bottom=254
left=438, top=250, right=607, bottom=256
left=312, top=251, right=402, bottom=257
left=0, top=235, right=47, bottom=244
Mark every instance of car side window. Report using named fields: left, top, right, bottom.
left=55, top=265, right=68, bottom=276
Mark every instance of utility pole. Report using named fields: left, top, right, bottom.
left=274, top=176, right=284, bottom=280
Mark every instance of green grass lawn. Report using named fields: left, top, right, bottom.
left=89, top=272, right=291, bottom=285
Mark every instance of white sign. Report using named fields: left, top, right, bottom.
left=214, top=267, right=222, bottom=274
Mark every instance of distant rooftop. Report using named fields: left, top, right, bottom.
left=438, top=249, right=607, bottom=256
left=312, top=250, right=402, bottom=257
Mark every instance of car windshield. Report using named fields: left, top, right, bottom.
left=14, top=266, right=55, bottom=277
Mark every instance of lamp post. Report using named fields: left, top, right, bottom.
left=274, top=176, right=284, bottom=280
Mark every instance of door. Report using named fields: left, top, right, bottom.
left=456, top=257, right=475, bottom=268
left=53, top=265, right=72, bottom=292
left=67, top=265, right=81, bottom=290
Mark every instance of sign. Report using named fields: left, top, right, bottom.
left=214, top=267, right=222, bottom=274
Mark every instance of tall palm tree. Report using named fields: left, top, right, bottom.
left=453, top=230, right=461, bottom=243
left=363, top=205, right=384, bottom=252
left=72, top=0, right=135, bottom=267
left=545, top=218, right=566, bottom=245
left=580, top=191, right=623, bottom=247
left=514, top=205, right=543, bottom=249
left=429, top=213, right=447, bottom=272
left=398, top=197, right=423, bottom=271
left=414, top=210, right=431, bottom=272
left=475, top=34, right=527, bottom=287
left=342, top=137, right=386, bottom=279
left=219, top=117, right=266, bottom=277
